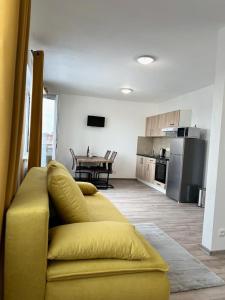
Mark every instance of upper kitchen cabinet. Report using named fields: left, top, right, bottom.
left=150, top=115, right=160, bottom=136
left=145, top=117, right=152, bottom=136
left=165, top=110, right=180, bottom=127
left=158, top=113, right=168, bottom=136
left=145, top=110, right=191, bottom=137
left=145, top=116, right=157, bottom=137
left=146, top=115, right=160, bottom=136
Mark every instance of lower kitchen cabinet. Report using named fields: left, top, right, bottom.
left=136, top=156, right=144, bottom=180
left=136, top=156, right=156, bottom=183
left=144, top=158, right=156, bottom=183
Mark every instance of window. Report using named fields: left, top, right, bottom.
left=41, top=96, right=58, bottom=166
left=23, top=64, right=32, bottom=159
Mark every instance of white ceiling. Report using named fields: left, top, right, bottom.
left=30, top=0, right=225, bottom=102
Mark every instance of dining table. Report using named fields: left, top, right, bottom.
left=75, top=155, right=113, bottom=165
left=75, top=155, right=114, bottom=189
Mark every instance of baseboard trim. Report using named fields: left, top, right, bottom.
left=201, top=245, right=225, bottom=256
left=137, top=178, right=166, bottom=194
left=109, top=178, right=136, bottom=180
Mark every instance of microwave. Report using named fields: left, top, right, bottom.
left=177, top=127, right=201, bottom=138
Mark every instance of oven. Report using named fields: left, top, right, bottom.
left=155, top=159, right=167, bottom=184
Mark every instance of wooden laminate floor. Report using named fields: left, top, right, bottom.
left=102, top=179, right=225, bottom=300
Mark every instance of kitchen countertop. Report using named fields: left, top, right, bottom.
left=136, top=153, right=170, bottom=160
left=136, top=153, right=157, bottom=158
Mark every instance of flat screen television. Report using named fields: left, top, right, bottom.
left=87, top=115, right=105, bottom=127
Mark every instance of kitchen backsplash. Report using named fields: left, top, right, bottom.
left=137, top=136, right=153, bottom=156
left=137, top=136, right=171, bottom=157
left=152, top=137, right=171, bottom=157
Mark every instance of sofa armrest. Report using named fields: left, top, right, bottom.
left=4, top=168, right=49, bottom=300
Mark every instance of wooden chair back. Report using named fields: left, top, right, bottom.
left=104, top=150, right=111, bottom=160
left=110, top=151, right=117, bottom=162
left=69, top=148, right=77, bottom=170
left=108, top=151, right=117, bottom=173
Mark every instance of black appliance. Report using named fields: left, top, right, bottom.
left=155, top=158, right=167, bottom=184
left=159, top=148, right=166, bottom=158
left=87, top=115, right=105, bottom=127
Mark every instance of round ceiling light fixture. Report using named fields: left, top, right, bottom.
left=137, top=55, right=155, bottom=65
left=121, top=88, right=134, bottom=94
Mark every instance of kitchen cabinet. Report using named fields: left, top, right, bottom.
left=136, top=156, right=156, bottom=183
left=145, top=110, right=191, bottom=137
left=136, top=156, right=144, bottom=180
left=146, top=115, right=161, bottom=137
left=165, top=110, right=180, bottom=127
left=150, top=115, right=161, bottom=137
left=145, top=117, right=152, bottom=136
left=158, top=113, right=167, bottom=129
left=158, top=114, right=168, bottom=136
left=144, top=157, right=156, bottom=183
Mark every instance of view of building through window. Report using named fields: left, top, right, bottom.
left=23, top=64, right=32, bottom=160
left=41, top=97, right=57, bottom=166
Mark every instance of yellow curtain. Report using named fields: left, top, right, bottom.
left=5, top=2, right=31, bottom=208
left=0, top=0, right=31, bottom=298
left=28, top=51, right=44, bottom=170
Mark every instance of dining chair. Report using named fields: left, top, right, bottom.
left=104, top=150, right=111, bottom=160
left=69, top=148, right=93, bottom=181
left=95, top=151, right=117, bottom=188
left=69, top=148, right=76, bottom=171
left=97, top=150, right=111, bottom=170
left=107, top=151, right=117, bottom=178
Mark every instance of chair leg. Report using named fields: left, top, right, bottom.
left=89, top=173, right=91, bottom=182
left=107, top=172, right=114, bottom=189
left=106, top=172, right=109, bottom=187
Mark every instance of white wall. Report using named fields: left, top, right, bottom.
left=202, top=27, right=225, bottom=251
left=57, top=87, right=213, bottom=181
left=56, top=94, right=157, bottom=178
left=156, top=85, right=214, bottom=185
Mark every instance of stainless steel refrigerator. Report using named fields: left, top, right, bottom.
left=166, top=138, right=205, bottom=203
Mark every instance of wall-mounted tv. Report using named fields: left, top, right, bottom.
left=87, top=115, right=105, bottom=127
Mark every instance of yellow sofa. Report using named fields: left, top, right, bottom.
left=4, top=167, right=170, bottom=300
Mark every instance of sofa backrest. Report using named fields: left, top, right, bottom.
left=4, top=167, right=49, bottom=300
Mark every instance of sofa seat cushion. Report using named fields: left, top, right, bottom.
left=46, top=271, right=170, bottom=300
left=47, top=232, right=168, bottom=282
left=85, top=192, right=127, bottom=222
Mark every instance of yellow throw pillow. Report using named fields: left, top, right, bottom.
left=48, top=167, right=90, bottom=223
left=77, top=182, right=98, bottom=195
left=48, top=221, right=150, bottom=260
left=47, top=160, right=69, bottom=173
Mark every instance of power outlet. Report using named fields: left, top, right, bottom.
left=218, top=228, right=225, bottom=237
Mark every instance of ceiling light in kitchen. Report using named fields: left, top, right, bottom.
left=121, top=88, right=134, bottom=94
left=137, top=55, right=155, bottom=65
